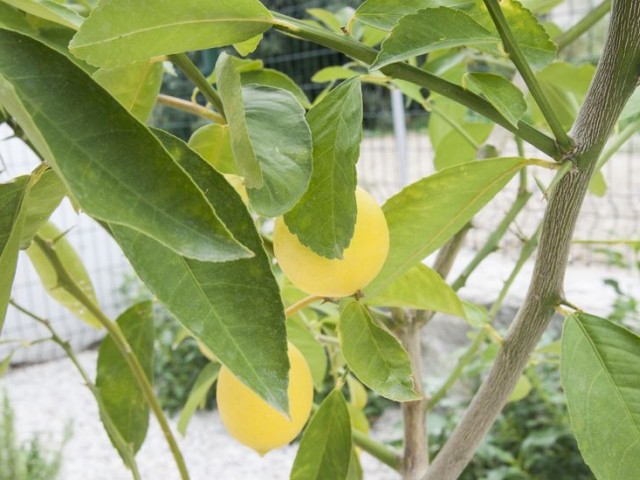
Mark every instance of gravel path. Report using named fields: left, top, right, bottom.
left=0, top=349, right=400, bottom=480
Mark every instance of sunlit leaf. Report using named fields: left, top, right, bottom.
left=291, top=390, right=352, bottom=480
left=2, top=0, right=83, bottom=30
left=26, top=221, right=102, bottom=328
left=70, top=0, right=273, bottom=67
left=241, top=68, right=310, bottom=109
left=284, top=78, right=362, bottom=258
left=339, top=299, right=419, bottom=401
left=177, top=362, right=220, bottom=435
left=188, top=124, right=237, bottom=175
left=287, top=316, right=328, bottom=392
left=465, top=72, right=526, bottom=127
left=562, top=313, right=640, bottom=479
left=365, top=158, right=527, bottom=295
left=0, top=176, right=29, bottom=332
left=368, top=263, right=465, bottom=318
left=93, top=60, right=164, bottom=122
left=96, top=301, right=154, bottom=455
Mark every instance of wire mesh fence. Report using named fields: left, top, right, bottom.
left=1, top=0, right=637, bottom=365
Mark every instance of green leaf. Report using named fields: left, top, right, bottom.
left=188, top=124, right=237, bottom=174
left=1, top=0, right=83, bottom=30
left=561, top=312, right=640, bottom=479
left=0, top=352, right=12, bottom=377
left=0, top=29, right=250, bottom=263
left=346, top=448, right=363, bottom=480
left=217, top=52, right=315, bottom=213
left=93, top=60, right=164, bottom=122
left=354, top=0, right=468, bottom=31
left=588, top=171, right=607, bottom=198
left=284, top=78, right=362, bottom=258
left=96, top=301, right=154, bottom=455
left=19, top=166, right=66, bottom=249
left=373, top=7, right=496, bottom=69
left=307, top=8, right=343, bottom=33
left=177, top=362, right=220, bottom=435
left=339, top=299, right=419, bottom=401
left=368, top=263, right=465, bottom=317
left=365, top=158, right=527, bottom=295
left=311, top=66, right=358, bottom=83
left=0, top=176, right=29, bottom=332
left=461, top=301, right=489, bottom=328
left=433, top=123, right=493, bottom=170
left=0, top=3, right=37, bottom=33
left=465, top=73, right=526, bottom=127
left=234, top=33, right=262, bottom=57
left=110, top=130, right=290, bottom=414
left=470, top=0, right=557, bottom=70
left=286, top=315, right=328, bottom=391
left=291, top=390, right=352, bottom=480
left=507, top=374, right=531, bottom=403
left=69, top=0, right=273, bottom=67
left=26, top=221, right=102, bottom=329
left=241, top=68, right=310, bottom=109
left=243, top=85, right=313, bottom=217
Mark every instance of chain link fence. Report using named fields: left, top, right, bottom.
left=1, top=0, right=637, bottom=365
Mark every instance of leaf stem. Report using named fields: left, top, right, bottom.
left=9, top=300, right=142, bottom=480
left=482, top=0, right=573, bottom=153
left=169, top=54, right=226, bottom=120
left=156, top=94, right=225, bottom=124
left=285, top=295, right=324, bottom=318
left=555, top=0, right=612, bottom=51
left=30, top=236, right=190, bottom=480
left=270, top=12, right=559, bottom=159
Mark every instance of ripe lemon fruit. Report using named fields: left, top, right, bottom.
left=216, top=343, right=313, bottom=455
left=273, top=186, right=389, bottom=297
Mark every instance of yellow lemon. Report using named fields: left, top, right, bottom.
left=273, top=186, right=389, bottom=297
left=216, top=343, right=313, bottom=455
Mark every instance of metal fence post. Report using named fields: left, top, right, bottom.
left=391, top=88, right=409, bottom=187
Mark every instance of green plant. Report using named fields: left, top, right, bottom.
left=0, top=394, right=71, bottom=480
left=1, top=1, right=640, bottom=479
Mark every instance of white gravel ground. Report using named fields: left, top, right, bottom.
left=0, top=349, right=401, bottom=480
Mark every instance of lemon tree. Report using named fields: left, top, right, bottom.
left=1, top=1, right=639, bottom=480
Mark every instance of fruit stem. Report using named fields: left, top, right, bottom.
left=31, top=235, right=191, bottom=480
left=9, top=299, right=143, bottom=480
left=156, top=94, right=225, bottom=124
left=285, top=295, right=324, bottom=318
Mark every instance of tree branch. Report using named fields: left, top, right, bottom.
left=483, top=0, right=573, bottom=152
left=271, top=13, right=559, bottom=159
left=423, top=1, right=640, bottom=478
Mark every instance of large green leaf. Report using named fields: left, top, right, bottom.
left=0, top=29, right=250, bottom=263
left=69, top=0, right=273, bottom=67
left=368, top=263, right=465, bottom=318
left=433, top=122, right=493, bottom=170
left=284, top=78, right=362, bottom=258
left=177, top=362, right=220, bottom=435
left=216, top=53, right=314, bottom=215
left=465, top=73, right=527, bottom=127
left=19, top=166, right=66, bottom=249
left=373, top=7, right=496, bottom=69
left=0, top=3, right=37, bottom=32
left=561, top=313, right=640, bottom=479
left=93, top=60, right=164, bottom=122
left=1, top=0, right=84, bottom=30
left=110, top=130, right=290, bottom=414
left=243, top=85, right=313, bottom=217
left=26, top=221, right=102, bottom=329
left=0, top=176, right=29, bottom=332
left=96, top=301, right=154, bottom=455
left=290, top=390, right=352, bottom=480
left=365, top=157, right=527, bottom=296
left=338, top=299, right=419, bottom=402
